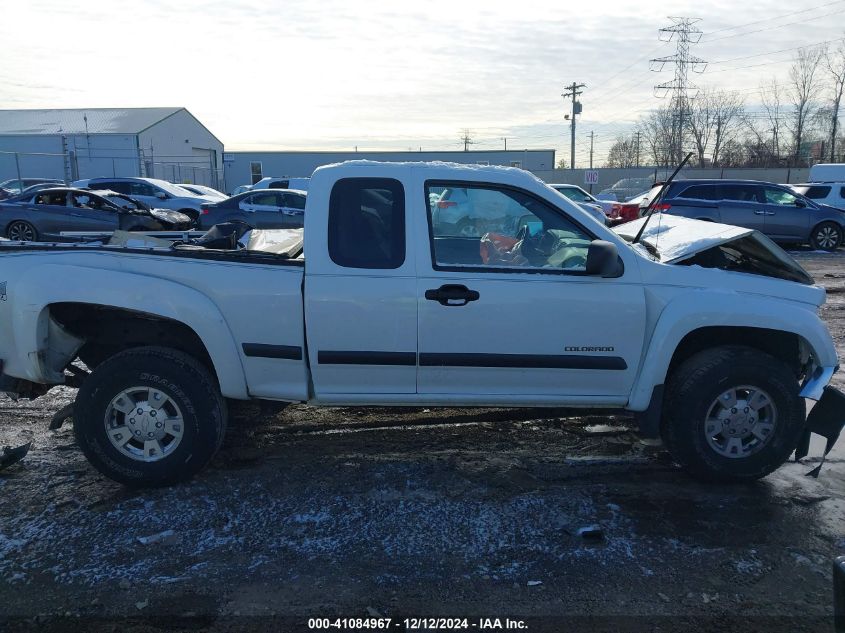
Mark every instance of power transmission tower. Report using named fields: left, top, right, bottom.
left=649, top=17, right=706, bottom=165
left=460, top=129, right=475, bottom=152
left=562, top=82, right=585, bottom=170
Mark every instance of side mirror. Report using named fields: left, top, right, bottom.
left=155, top=191, right=167, bottom=200
left=794, top=198, right=807, bottom=208
left=586, top=240, right=623, bottom=278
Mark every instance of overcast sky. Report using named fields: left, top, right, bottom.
left=2, top=0, right=843, bottom=165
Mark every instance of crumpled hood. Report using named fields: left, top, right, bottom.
left=613, top=214, right=752, bottom=262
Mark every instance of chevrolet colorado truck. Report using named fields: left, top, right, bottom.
left=0, top=161, right=840, bottom=486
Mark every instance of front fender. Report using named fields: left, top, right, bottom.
left=627, top=290, right=837, bottom=411
left=9, top=264, right=249, bottom=399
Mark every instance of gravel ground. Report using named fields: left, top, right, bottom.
left=1, top=250, right=844, bottom=632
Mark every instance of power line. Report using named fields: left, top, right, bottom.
left=702, top=8, right=845, bottom=43
left=702, top=0, right=845, bottom=37
left=711, top=36, right=843, bottom=64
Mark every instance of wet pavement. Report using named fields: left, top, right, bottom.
left=0, top=250, right=844, bottom=632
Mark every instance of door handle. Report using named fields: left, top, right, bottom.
left=425, top=284, right=480, bottom=307
left=754, top=211, right=766, bottom=215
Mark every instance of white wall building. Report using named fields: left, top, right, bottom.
left=224, top=149, right=556, bottom=191
left=0, top=107, right=224, bottom=187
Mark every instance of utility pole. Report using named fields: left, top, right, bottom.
left=588, top=131, right=595, bottom=169
left=634, top=131, right=642, bottom=167
left=461, top=129, right=474, bottom=152
left=650, top=17, right=706, bottom=164
left=502, top=137, right=508, bottom=151
left=562, top=82, right=585, bottom=170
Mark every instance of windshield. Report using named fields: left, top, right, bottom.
left=555, top=187, right=591, bottom=203
left=151, top=180, right=200, bottom=197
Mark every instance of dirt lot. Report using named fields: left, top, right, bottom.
left=1, top=251, right=844, bottom=632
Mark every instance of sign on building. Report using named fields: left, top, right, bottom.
left=584, top=170, right=599, bottom=185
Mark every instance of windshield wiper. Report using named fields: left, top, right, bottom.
left=632, top=152, right=693, bottom=245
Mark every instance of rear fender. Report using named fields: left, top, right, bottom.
left=8, top=264, right=248, bottom=398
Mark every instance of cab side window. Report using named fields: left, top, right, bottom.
left=328, top=178, right=405, bottom=269
left=427, top=183, right=593, bottom=272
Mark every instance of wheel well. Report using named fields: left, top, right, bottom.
left=49, top=302, right=216, bottom=380
left=668, top=327, right=802, bottom=379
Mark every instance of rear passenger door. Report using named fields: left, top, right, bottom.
left=305, top=177, right=417, bottom=397
left=28, top=191, right=72, bottom=236
left=716, top=184, right=766, bottom=230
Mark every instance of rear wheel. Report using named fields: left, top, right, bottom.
left=662, top=346, right=805, bottom=482
left=809, top=221, right=842, bottom=251
left=74, top=346, right=227, bottom=487
left=7, top=220, right=37, bottom=241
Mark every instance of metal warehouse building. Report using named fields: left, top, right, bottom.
left=0, top=107, right=224, bottom=188
left=224, top=149, right=556, bottom=190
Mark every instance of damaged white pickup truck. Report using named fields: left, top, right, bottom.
left=0, top=161, right=841, bottom=486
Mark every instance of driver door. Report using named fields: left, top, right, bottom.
left=416, top=181, right=645, bottom=402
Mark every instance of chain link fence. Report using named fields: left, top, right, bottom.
left=0, top=149, right=224, bottom=192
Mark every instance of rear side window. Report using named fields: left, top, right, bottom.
left=801, top=185, right=832, bottom=199
left=719, top=184, right=761, bottom=202
left=90, top=181, right=130, bottom=195
left=268, top=180, right=289, bottom=189
left=840, top=187, right=845, bottom=199
left=676, top=184, right=718, bottom=200
left=328, top=178, right=405, bottom=269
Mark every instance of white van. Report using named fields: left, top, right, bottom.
left=791, top=163, right=845, bottom=210
left=809, top=163, right=845, bottom=182
left=251, top=176, right=310, bottom=191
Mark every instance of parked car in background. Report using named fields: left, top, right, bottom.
left=0, top=177, right=63, bottom=194
left=230, top=184, right=252, bottom=196
left=608, top=189, right=655, bottom=224
left=597, top=177, right=654, bottom=202
left=549, top=184, right=614, bottom=212
left=198, top=189, right=306, bottom=230
left=177, top=184, right=227, bottom=200
left=71, top=177, right=215, bottom=223
left=547, top=184, right=609, bottom=225
left=251, top=176, right=310, bottom=191
left=0, top=187, right=191, bottom=241
left=789, top=183, right=845, bottom=211
left=639, top=179, right=845, bottom=250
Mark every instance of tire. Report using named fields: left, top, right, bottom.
left=7, top=220, right=37, bottom=241
left=662, top=345, right=804, bottom=482
left=74, top=346, right=227, bottom=487
left=809, top=221, right=842, bottom=251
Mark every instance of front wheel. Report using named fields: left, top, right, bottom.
left=74, top=346, right=227, bottom=487
left=662, top=346, right=805, bottom=482
left=810, top=221, right=843, bottom=251
left=7, top=220, right=37, bottom=241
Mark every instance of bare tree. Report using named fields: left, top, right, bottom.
left=639, top=106, right=674, bottom=167
left=686, top=89, right=746, bottom=167
left=605, top=135, right=638, bottom=167
left=824, top=38, right=845, bottom=162
left=786, top=46, right=824, bottom=165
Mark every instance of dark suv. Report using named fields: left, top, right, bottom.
left=643, top=179, right=845, bottom=251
